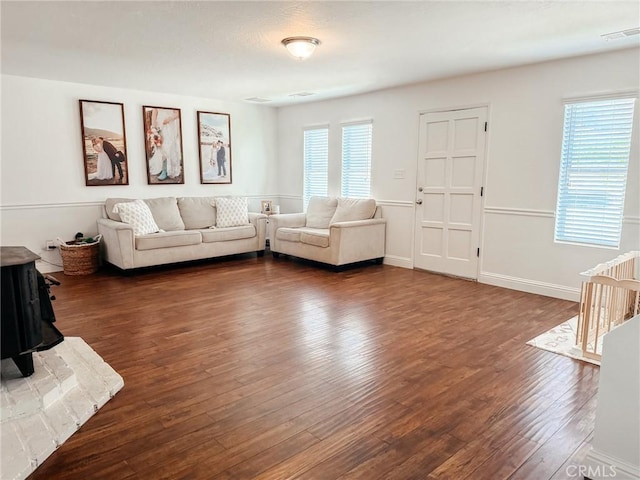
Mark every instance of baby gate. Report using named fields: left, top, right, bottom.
left=576, top=251, right=640, bottom=361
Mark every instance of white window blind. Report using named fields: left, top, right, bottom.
left=554, top=97, right=636, bottom=248
left=341, top=121, right=372, bottom=198
left=303, top=127, right=329, bottom=210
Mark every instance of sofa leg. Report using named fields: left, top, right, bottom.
left=375, top=257, right=384, bottom=265
left=257, top=250, right=265, bottom=257
left=272, top=252, right=280, bottom=258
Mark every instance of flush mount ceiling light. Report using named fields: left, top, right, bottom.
left=281, top=36, right=320, bottom=60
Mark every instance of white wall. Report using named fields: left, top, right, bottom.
left=1, top=75, right=279, bottom=271
left=276, top=48, right=640, bottom=300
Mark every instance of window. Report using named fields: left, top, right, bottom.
left=303, top=127, right=329, bottom=210
left=341, top=121, right=372, bottom=198
left=554, top=97, right=636, bottom=248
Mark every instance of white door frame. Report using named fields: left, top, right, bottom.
left=412, top=103, right=491, bottom=279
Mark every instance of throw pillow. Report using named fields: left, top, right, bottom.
left=306, top=197, right=338, bottom=229
left=215, top=197, right=249, bottom=228
left=105, top=198, right=133, bottom=222
left=177, top=197, right=217, bottom=229
left=113, top=199, right=160, bottom=236
left=330, top=198, right=377, bottom=224
left=144, top=197, right=185, bottom=231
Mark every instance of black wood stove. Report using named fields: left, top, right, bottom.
left=1, top=246, right=64, bottom=377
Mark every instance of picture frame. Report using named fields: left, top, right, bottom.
left=79, top=100, right=129, bottom=186
left=197, top=111, right=232, bottom=184
left=142, top=105, right=184, bottom=184
left=261, top=200, right=273, bottom=215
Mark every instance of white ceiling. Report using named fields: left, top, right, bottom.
left=2, top=1, right=639, bottom=107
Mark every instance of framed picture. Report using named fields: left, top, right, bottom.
left=79, top=100, right=129, bottom=186
left=261, top=200, right=273, bottom=215
left=143, top=105, right=184, bottom=184
left=197, top=111, right=232, bottom=184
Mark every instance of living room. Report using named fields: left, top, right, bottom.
left=1, top=1, right=639, bottom=479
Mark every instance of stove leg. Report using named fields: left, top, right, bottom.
left=12, top=353, right=34, bottom=377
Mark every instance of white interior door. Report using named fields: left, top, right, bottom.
left=414, top=107, right=487, bottom=279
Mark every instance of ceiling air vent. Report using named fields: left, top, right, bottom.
left=289, top=92, right=315, bottom=97
left=245, top=97, right=272, bottom=103
left=601, top=27, right=640, bottom=41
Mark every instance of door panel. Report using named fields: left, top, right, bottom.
left=414, top=107, right=487, bottom=278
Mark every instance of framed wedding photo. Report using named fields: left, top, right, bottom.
left=79, top=100, right=129, bottom=186
left=197, top=111, right=232, bottom=184
left=142, top=105, right=184, bottom=184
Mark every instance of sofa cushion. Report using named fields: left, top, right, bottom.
left=276, top=227, right=302, bottom=243
left=200, top=225, right=256, bottom=243
left=306, top=197, right=338, bottom=229
left=135, top=230, right=202, bottom=251
left=215, top=197, right=249, bottom=228
left=300, top=229, right=330, bottom=248
left=144, top=197, right=185, bottom=231
left=178, top=197, right=217, bottom=229
left=330, top=198, right=377, bottom=224
left=276, top=227, right=330, bottom=247
left=105, top=198, right=134, bottom=222
left=113, top=200, right=160, bottom=236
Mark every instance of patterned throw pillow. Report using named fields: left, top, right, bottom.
left=113, top=199, right=160, bottom=236
left=215, top=197, right=249, bottom=228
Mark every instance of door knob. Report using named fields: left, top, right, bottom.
left=416, top=199, right=423, bottom=205
left=418, top=187, right=424, bottom=192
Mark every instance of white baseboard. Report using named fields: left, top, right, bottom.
left=479, top=271, right=580, bottom=301
left=583, top=448, right=640, bottom=480
left=36, top=260, right=63, bottom=274
left=383, top=255, right=412, bottom=269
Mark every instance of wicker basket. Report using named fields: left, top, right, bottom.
left=58, top=235, right=101, bottom=275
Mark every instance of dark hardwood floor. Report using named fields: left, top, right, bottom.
left=29, top=254, right=597, bottom=479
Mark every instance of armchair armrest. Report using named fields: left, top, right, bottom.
left=268, top=213, right=306, bottom=252
left=268, top=213, right=307, bottom=229
left=248, top=212, right=268, bottom=223
left=329, top=218, right=387, bottom=265
left=97, top=218, right=134, bottom=231
left=248, top=212, right=268, bottom=250
left=330, top=218, right=387, bottom=229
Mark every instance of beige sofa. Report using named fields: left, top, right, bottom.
left=269, top=197, right=386, bottom=267
left=97, top=196, right=267, bottom=270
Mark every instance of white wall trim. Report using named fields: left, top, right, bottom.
left=0, top=195, right=286, bottom=211
left=584, top=447, right=640, bottom=480
left=376, top=200, right=414, bottom=207
left=275, top=197, right=415, bottom=208
left=36, top=260, right=63, bottom=274
left=484, top=206, right=640, bottom=224
left=246, top=194, right=281, bottom=199
left=563, top=89, right=640, bottom=104
left=479, top=271, right=580, bottom=301
left=418, top=102, right=491, bottom=115
left=383, top=255, right=412, bottom=269
left=0, top=201, right=105, bottom=211
left=15, top=201, right=634, bottom=221
left=484, top=206, right=555, bottom=218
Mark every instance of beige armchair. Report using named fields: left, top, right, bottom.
left=269, top=197, right=386, bottom=267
